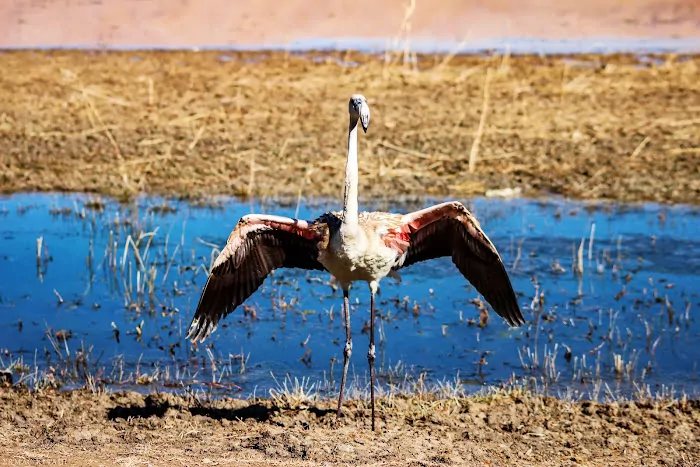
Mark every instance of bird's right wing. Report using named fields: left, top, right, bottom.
left=393, top=201, right=525, bottom=327
left=186, top=214, right=328, bottom=342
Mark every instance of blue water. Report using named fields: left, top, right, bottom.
left=0, top=193, right=698, bottom=398
left=5, top=37, right=700, bottom=55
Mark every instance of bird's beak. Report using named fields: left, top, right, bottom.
left=359, top=102, right=370, bottom=133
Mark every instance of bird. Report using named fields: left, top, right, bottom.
left=186, top=94, right=525, bottom=431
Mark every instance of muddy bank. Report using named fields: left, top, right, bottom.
left=0, top=50, right=698, bottom=204
left=1, top=388, right=699, bottom=466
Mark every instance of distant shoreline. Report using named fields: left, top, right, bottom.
left=3, top=0, right=699, bottom=51
left=2, top=37, right=700, bottom=55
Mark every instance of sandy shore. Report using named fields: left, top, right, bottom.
left=2, top=0, right=699, bottom=49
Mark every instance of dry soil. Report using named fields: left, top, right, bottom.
left=1, top=388, right=699, bottom=466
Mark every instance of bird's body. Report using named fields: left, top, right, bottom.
left=187, top=94, right=525, bottom=431
left=321, top=211, right=404, bottom=286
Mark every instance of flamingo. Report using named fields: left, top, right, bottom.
left=186, top=94, right=525, bottom=431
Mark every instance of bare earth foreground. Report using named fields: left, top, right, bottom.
left=0, top=388, right=698, bottom=466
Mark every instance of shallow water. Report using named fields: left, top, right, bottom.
left=0, top=193, right=698, bottom=398
left=13, top=37, right=700, bottom=55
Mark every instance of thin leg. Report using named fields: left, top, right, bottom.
left=368, top=281, right=378, bottom=431
left=337, top=287, right=352, bottom=418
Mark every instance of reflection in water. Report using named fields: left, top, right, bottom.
left=0, top=194, right=698, bottom=398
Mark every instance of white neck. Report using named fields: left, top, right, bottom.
left=342, top=118, right=360, bottom=232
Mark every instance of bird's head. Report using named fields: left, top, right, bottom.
left=349, top=94, right=370, bottom=133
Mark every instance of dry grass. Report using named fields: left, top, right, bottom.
left=0, top=50, right=698, bottom=204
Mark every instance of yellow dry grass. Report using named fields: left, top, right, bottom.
left=0, top=50, right=698, bottom=204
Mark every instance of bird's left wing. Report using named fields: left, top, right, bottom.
left=187, top=214, right=328, bottom=342
left=392, top=201, right=525, bottom=327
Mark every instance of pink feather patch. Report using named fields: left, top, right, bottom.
left=382, top=226, right=411, bottom=254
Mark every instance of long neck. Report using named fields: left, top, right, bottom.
left=342, top=118, right=360, bottom=232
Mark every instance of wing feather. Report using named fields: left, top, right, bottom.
left=187, top=217, right=327, bottom=342
left=395, top=202, right=524, bottom=327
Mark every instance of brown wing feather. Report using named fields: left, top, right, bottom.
left=187, top=222, right=327, bottom=342
left=395, top=203, right=525, bottom=327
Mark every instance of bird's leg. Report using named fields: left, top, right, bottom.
left=337, top=287, right=352, bottom=418
left=368, top=281, right=378, bottom=431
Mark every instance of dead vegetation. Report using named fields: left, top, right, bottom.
left=0, top=50, right=698, bottom=204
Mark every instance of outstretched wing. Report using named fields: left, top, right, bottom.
left=187, top=214, right=327, bottom=342
left=393, top=201, right=525, bottom=327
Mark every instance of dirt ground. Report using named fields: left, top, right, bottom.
left=2, top=0, right=699, bottom=48
left=0, top=388, right=698, bottom=466
left=0, top=50, right=698, bottom=204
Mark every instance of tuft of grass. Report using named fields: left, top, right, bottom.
left=269, top=373, right=318, bottom=409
